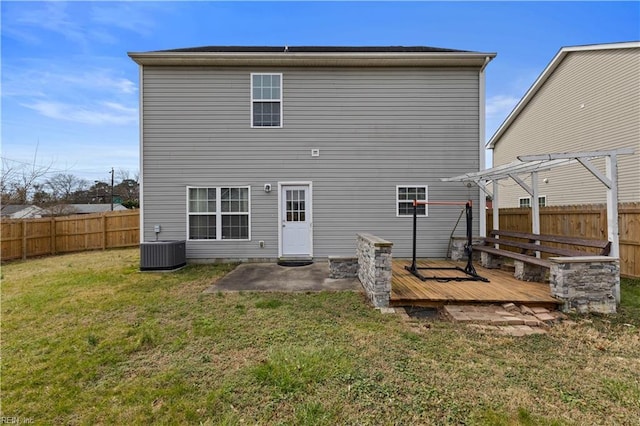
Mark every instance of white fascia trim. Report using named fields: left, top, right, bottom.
left=138, top=65, right=144, bottom=243
left=479, top=57, right=489, bottom=237
left=487, top=41, right=640, bottom=150
left=128, top=51, right=497, bottom=67
left=561, top=41, right=640, bottom=53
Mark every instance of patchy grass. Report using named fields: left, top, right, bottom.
left=1, top=249, right=639, bottom=424
left=619, top=277, right=640, bottom=324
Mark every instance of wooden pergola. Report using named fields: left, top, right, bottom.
left=442, top=148, right=634, bottom=303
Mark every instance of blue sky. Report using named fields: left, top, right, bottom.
left=2, top=1, right=639, bottom=182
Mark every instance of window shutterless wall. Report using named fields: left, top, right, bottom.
left=141, top=66, right=482, bottom=259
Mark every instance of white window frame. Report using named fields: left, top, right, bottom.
left=396, top=185, right=428, bottom=217
left=518, top=197, right=531, bottom=208
left=251, top=73, right=283, bottom=128
left=186, top=186, right=251, bottom=241
left=538, top=195, right=547, bottom=207
left=519, top=196, right=546, bottom=208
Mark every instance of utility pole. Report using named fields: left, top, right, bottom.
left=110, top=167, right=114, bottom=211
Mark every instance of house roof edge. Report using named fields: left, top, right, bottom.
left=127, top=49, right=496, bottom=68
left=487, top=41, right=640, bottom=150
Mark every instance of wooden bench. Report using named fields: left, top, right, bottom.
left=474, top=230, right=611, bottom=281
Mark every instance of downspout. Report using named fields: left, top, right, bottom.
left=478, top=56, right=491, bottom=238
left=480, top=55, right=491, bottom=73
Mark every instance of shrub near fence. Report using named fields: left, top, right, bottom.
left=1, top=210, right=140, bottom=261
left=487, top=203, right=640, bottom=278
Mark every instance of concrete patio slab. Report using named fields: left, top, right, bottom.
left=204, top=262, right=363, bottom=293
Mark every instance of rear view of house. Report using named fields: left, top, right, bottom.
left=128, top=46, right=495, bottom=262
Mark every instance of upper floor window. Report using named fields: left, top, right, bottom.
left=251, top=73, right=282, bottom=127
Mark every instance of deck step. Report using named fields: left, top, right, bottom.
left=440, top=304, right=567, bottom=336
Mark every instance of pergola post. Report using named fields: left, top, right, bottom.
left=479, top=180, right=487, bottom=238
left=531, top=171, right=541, bottom=257
left=442, top=149, right=633, bottom=306
left=606, top=154, right=620, bottom=303
left=492, top=180, right=500, bottom=247
left=605, top=155, right=619, bottom=258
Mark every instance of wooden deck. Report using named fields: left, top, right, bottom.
left=391, top=259, right=561, bottom=308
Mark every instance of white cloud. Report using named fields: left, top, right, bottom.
left=7, top=2, right=88, bottom=46
left=484, top=95, right=522, bottom=141
left=58, top=71, right=138, bottom=95
left=486, top=95, right=520, bottom=119
left=90, top=4, right=157, bottom=36
left=3, top=62, right=138, bottom=126
left=2, top=1, right=166, bottom=47
left=23, top=101, right=137, bottom=126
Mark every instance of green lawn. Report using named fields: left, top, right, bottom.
left=1, top=249, right=639, bottom=425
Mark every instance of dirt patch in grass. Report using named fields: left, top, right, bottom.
left=2, top=249, right=639, bottom=424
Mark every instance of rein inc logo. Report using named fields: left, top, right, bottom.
left=1, top=418, right=34, bottom=424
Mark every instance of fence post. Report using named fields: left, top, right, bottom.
left=50, top=217, right=56, bottom=255
left=102, top=213, right=107, bottom=250
left=84, top=215, right=89, bottom=250
left=22, top=220, right=27, bottom=260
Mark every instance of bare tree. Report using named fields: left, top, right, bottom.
left=113, top=168, right=139, bottom=208
left=45, top=173, right=89, bottom=202
left=0, top=147, right=53, bottom=206
left=116, top=168, right=139, bottom=184
left=1, top=158, right=19, bottom=205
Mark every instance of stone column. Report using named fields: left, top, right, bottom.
left=356, top=233, right=393, bottom=308
left=549, top=256, right=619, bottom=314
left=514, top=260, right=546, bottom=282
left=328, top=256, right=358, bottom=279
left=480, top=251, right=502, bottom=269
left=450, top=237, right=482, bottom=261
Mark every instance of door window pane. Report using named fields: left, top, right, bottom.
left=286, top=190, right=306, bottom=222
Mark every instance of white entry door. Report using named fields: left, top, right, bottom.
left=281, top=185, right=312, bottom=257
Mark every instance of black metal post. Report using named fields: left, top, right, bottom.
left=411, top=198, right=417, bottom=272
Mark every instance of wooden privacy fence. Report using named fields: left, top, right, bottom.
left=1, top=210, right=140, bottom=261
left=486, top=203, right=640, bottom=278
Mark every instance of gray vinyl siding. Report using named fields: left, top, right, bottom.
left=141, top=66, right=481, bottom=260
left=493, top=48, right=640, bottom=207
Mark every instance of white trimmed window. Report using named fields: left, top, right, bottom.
left=188, top=187, right=250, bottom=240
left=251, top=73, right=282, bottom=127
left=397, top=186, right=428, bottom=217
left=519, top=196, right=546, bottom=208
left=518, top=197, right=531, bottom=208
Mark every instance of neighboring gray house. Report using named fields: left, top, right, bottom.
left=128, top=46, right=495, bottom=261
left=488, top=41, right=640, bottom=208
left=0, top=204, right=46, bottom=219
